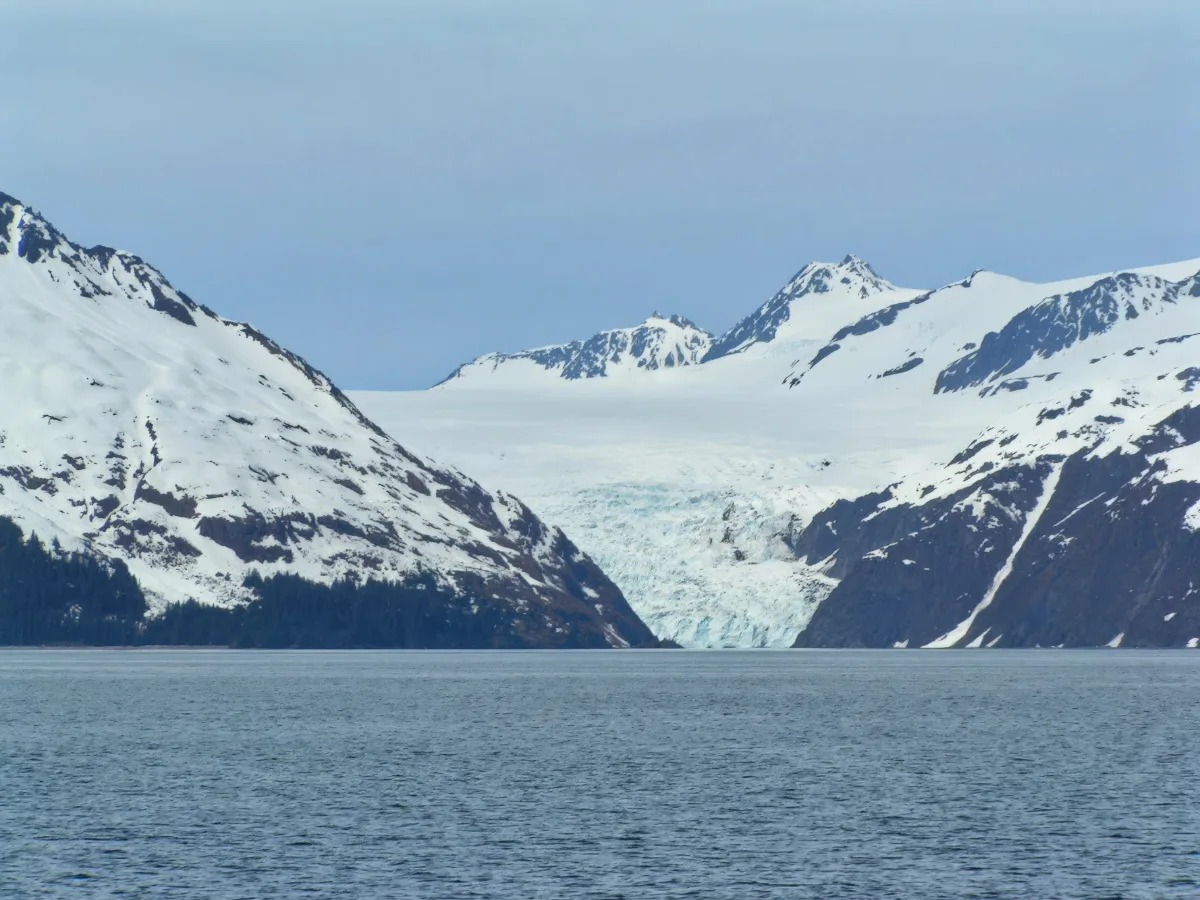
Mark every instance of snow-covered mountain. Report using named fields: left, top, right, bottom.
left=0, top=191, right=659, bottom=648
left=703, top=255, right=909, bottom=362
left=788, top=263, right=1200, bottom=649
left=438, top=313, right=712, bottom=385
left=356, top=254, right=1200, bottom=649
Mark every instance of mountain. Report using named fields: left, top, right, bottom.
left=0, top=191, right=660, bottom=648
left=437, top=313, right=712, bottom=385
left=702, top=255, right=914, bottom=362
left=787, top=264, right=1200, bottom=648
left=355, top=254, right=1200, bottom=648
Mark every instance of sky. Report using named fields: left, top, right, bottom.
left=4, top=0, right=1198, bottom=389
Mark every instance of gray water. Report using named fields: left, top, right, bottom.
left=1, top=650, right=1198, bottom=899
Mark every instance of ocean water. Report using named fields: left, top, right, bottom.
left=1, top=650, right=1198, bottom=899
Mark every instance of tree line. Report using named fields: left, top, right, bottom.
left=0, top=516, right=512, bottom=647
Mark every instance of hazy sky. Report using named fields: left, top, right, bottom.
left=5, top=1, right=1198, bottom=388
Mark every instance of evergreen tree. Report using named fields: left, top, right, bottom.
left=0, top=516, right=510, bottom=647
left=0, top=517, right=148, bottom=644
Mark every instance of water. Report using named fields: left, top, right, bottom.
left=1, top=650, right=1198, bottom=899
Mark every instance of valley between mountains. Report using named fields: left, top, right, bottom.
left=354, top=256, right=1200, bottom=649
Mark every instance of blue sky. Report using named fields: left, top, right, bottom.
left=6, top=0, right=1198, bottom=388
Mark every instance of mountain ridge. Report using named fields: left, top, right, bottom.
left=435, top=255, right=918, bottom=387
left=438, top=311, right=714, bottom=386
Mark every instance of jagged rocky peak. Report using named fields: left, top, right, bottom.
left=1, top=193, right=71, bottom=263
left=1, top=192, right=210, bottom=327
left=437, top=310, right=714, bottom=385
left=764, top=254, right=898, bottom=308
left=0, top=188, right=661, bottom=648
left=703, top=254, right=901, bottom=362
left=798, top=254, right=894, bottom=296
left=649, top=311, right=703, bottom=330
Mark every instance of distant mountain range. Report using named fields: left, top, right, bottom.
left=0, top=191, right=660, bottom=648
left=358, top=253, right=1200, bottom=649
left=438, top=313, right=713, bottom=384
left=437, top=255, right=899, bottom=384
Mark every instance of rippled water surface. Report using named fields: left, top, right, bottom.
left=2, top=650, right=1198, bottom=899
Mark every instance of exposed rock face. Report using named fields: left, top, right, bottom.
left=792, top=392, right=1200, bottom=649
left=792, top=439, right=1200, bottom=648
left=0, top=190, right=660, bottom=648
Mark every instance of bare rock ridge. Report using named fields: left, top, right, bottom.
left=0, top=190, right=661, bottom=648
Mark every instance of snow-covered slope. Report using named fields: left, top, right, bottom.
left=356, top=254, right=1200, bottom=648
left=438, top=313, right=712, bottom=385
left=0, top=191, right=658, bottom=648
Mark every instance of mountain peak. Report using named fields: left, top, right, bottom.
left=439, top=312, right=713, bottom=386
left=839, top=253, right=887, bottom=280
left=703, top=255, right=898, bottom=362
left=647, top=311, right=706, bottom=331
left=787, top=255, right=894, bottom=296
left=0, top=192, right=88, bottom=269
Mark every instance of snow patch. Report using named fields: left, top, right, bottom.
left=965, top=628, right=990, bottom=649
left=1184, top=500, right=1200, bottom=531
left=924, top=465, right=1063, bottom=648
left=602, top=622, right=631, bottom=648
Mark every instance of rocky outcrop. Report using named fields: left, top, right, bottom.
left=792, top=407, right=1200, bottom=649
